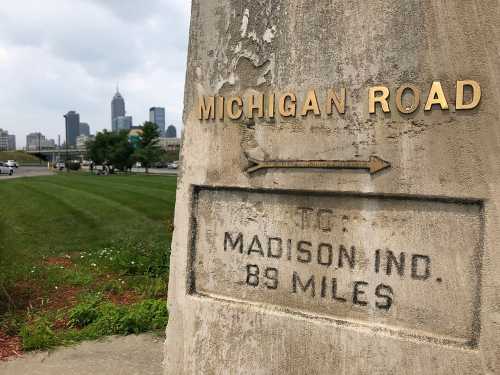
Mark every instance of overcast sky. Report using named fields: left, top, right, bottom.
left=0, top=0, right=191, bottom=148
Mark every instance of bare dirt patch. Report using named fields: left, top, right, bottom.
left=0, top=331, right=22, bottom=361
left=44, top=257, right=73, bottom=268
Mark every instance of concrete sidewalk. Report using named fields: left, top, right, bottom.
left=0, top=334, right=164, bottom=375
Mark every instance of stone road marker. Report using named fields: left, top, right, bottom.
left=165, top=1, right=499, bottom=374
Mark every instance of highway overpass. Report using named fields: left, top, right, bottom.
left=26, top=148, right=87, bottom=162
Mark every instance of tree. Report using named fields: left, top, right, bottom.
left=133, top=122, right=164, bottom=173
left=109, top=134, right=135, bottom=171
left=87, top=130, right=134, bottom=173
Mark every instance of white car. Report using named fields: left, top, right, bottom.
left=0, top=162, right=14, bottom=175
left=5, top=160, right=18, bottom=168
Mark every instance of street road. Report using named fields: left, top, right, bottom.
left=131, top=167, right=178, bottom=175
left=0, top=166, right=177, bottom=180
left=0, top=165, right=54, bottom=180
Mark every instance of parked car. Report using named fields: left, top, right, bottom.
left=5, top=160, right=18, bottom=168
left=167, top=161, right=179, bottom=169
left=153, top=161, right=169, bottom=168
left=0, top=162, right=14, bottom=175
left=55, top=162, right=65, bottom=171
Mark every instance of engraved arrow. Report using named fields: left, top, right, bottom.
left=245, top=155, right=391, bottom=175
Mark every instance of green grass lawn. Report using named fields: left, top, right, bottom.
left=0, top=173, right=176, bottom=354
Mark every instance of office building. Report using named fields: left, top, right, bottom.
left=166, top=125, right=177, bottom=138
left=0, top=129, right=15, bottom=151
left=79, top=122, right=90, bottom=136
left=112, top=116, right=133, bottom=132
left=26, top=132, right=55, bottom=151
left=8, top=135, right=16, bottom=151
left=149, top=107, right=166, bottom=135
left=0, top=129, right=9, bottom=151
left=26, top=132, right=43, bottom=151
left=64, top=111, right=80, bottom=147
left=111, top=89, right=126, bottom=131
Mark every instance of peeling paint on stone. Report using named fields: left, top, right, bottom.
left=166, top=1, right=500, bottom=374
left=240, top=8, right=249, bottom=37
left=262, top=26, right=276, bottom=43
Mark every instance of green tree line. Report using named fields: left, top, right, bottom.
left=86, top=122, right=167, bottom=173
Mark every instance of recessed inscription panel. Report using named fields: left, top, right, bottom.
left=191, top=188, right=482, bottom=346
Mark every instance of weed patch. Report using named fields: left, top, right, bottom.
left=0, top=174, right=175, bottom=355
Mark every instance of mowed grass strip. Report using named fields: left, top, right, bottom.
left=0, top=173, right=177, bottom=354
left=0, top=174, right=176, bottom=266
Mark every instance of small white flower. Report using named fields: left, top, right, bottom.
left=131, top=261, right=135, bottom=265
left=55, top=286, right=58, bottom=290
left=91, top=263, right=97, bottom=267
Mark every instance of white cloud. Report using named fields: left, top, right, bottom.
left=0, top=0, right=191, bottom=147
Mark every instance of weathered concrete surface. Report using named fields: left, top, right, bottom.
left=0, top=334, right=163, bottom=375
left=166, top=1, right=500, bottom=374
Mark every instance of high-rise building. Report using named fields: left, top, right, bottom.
left=8, top=135, right=16, bottom=151
left=26, top=132, right=42, bottom=151
left=166, top=125, right=177, bottom=138
left=26, top=132, right=55, bottom=151
left=111, top=89, right=126, bottom=131
left=79, top=122, right=90, bottom=136
left=149, top=107, right=166, bottom=135
left=0, top=129, right=9, bottom=151
left=113, top=116, right=133, bottom=132
left=64, top=111, right=80, bottom=147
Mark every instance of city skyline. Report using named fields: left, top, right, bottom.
left=0, top=0, right=190, bottom=148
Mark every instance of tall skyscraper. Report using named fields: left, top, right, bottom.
left=79, top=122, right=90, bottom=136
left=111, top=88, right=126, bottom=131
left=64, top=111, right=80, bottom=147
left=166, top=125, right=177, bottom=138
left=149, top=107, right=166, bottom=135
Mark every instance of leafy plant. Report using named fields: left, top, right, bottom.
left=118, top=299, right=168, bottom=334
left=68, top=294, right=102, bottom=328
left=20, top=317, right=58, bottom=351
